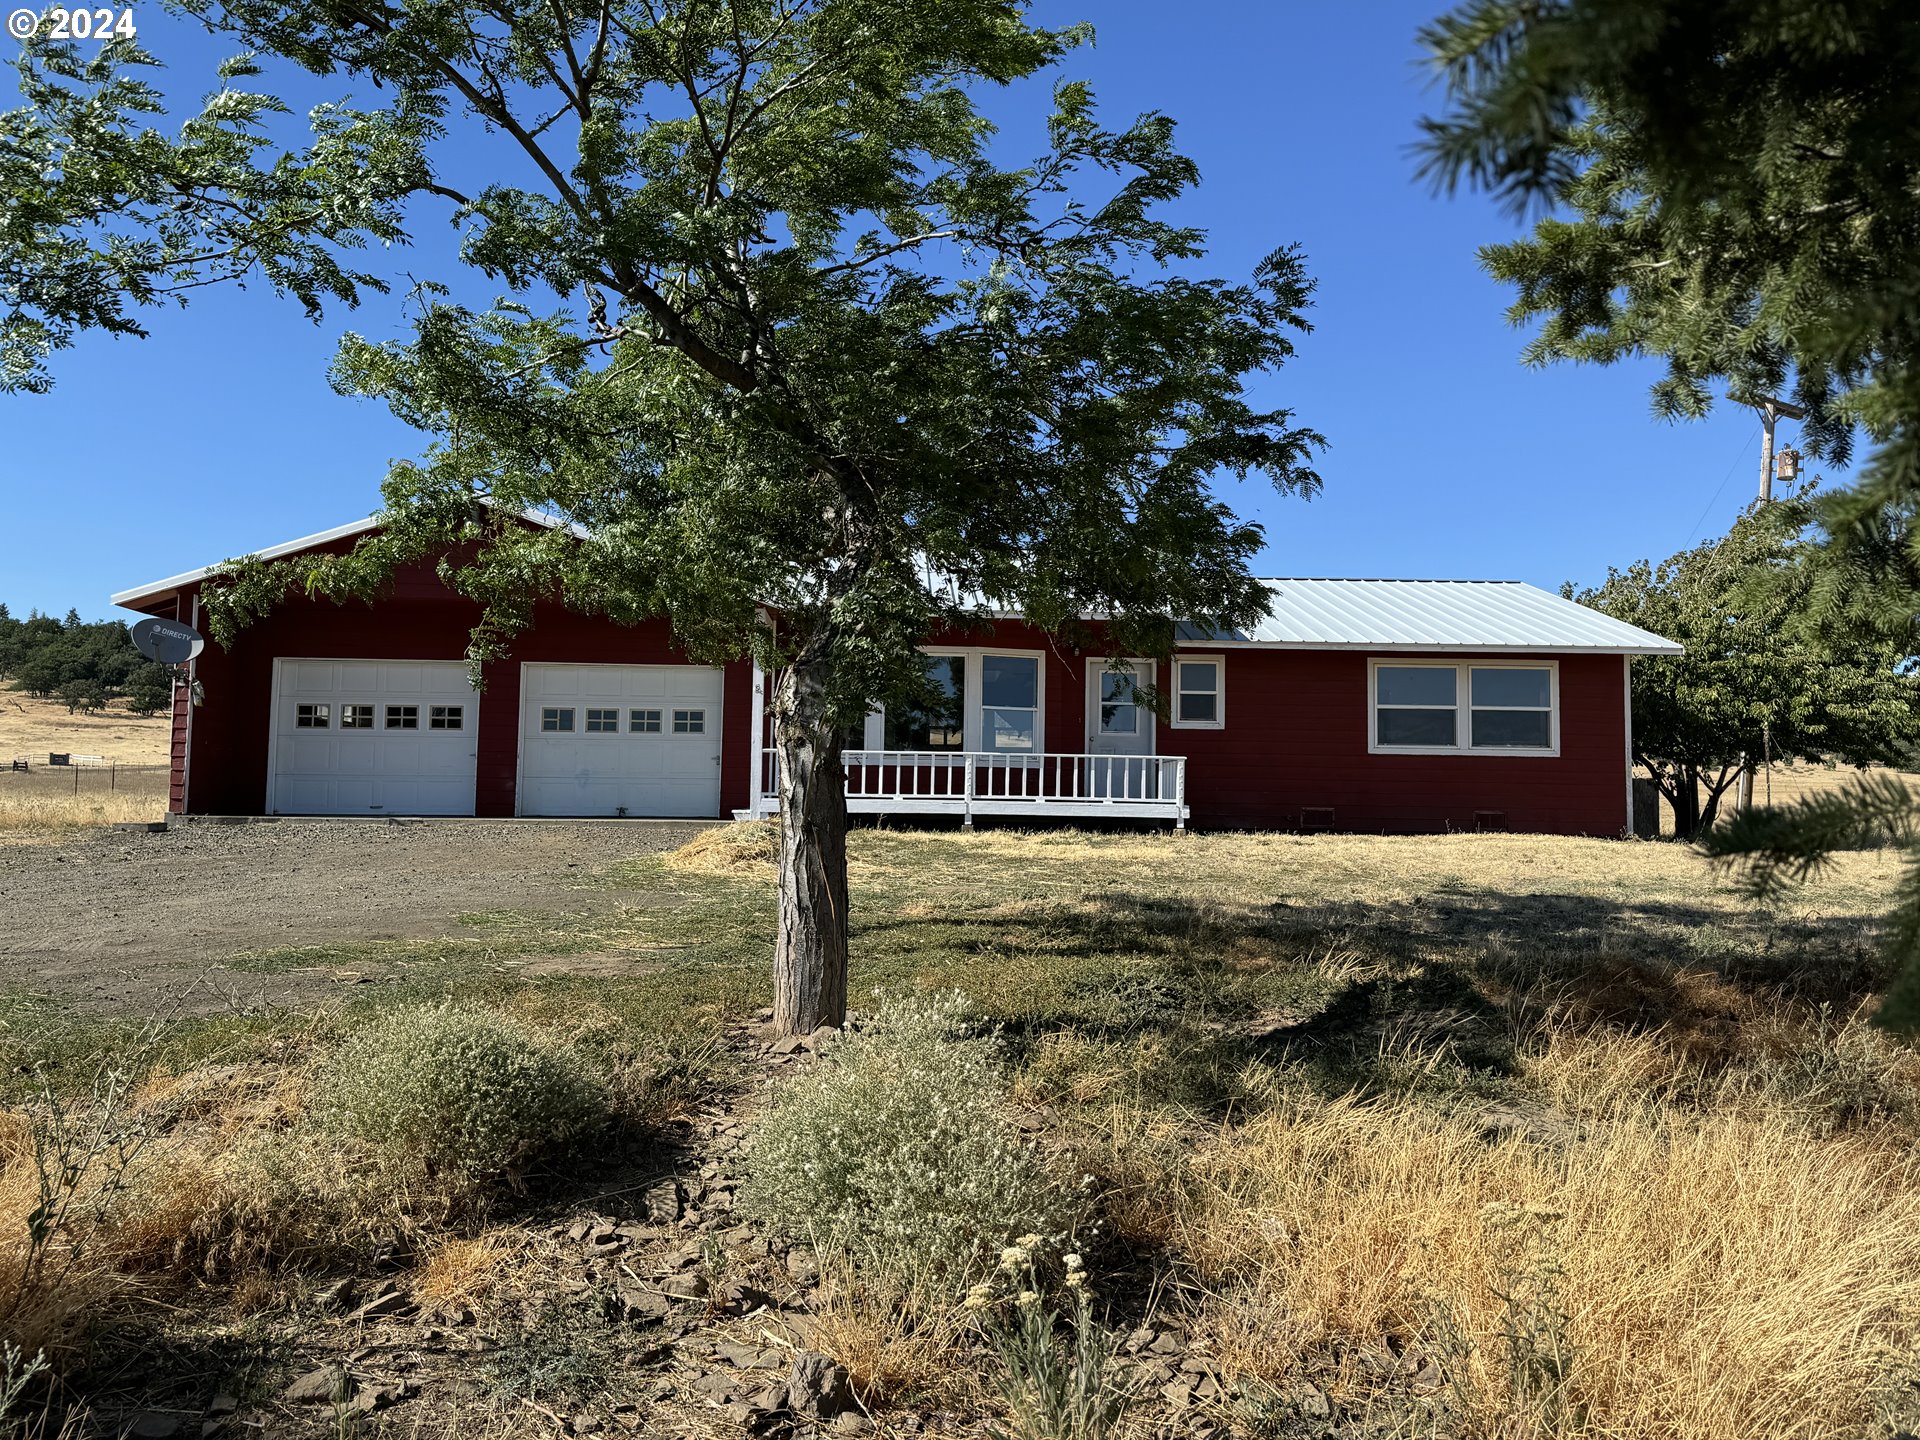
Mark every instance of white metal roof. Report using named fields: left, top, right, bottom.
left=109, top=505, right=585, bottom=610
left=1176, top=579, right=1681, bottom=655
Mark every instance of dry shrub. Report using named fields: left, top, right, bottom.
left=1183, top=1091, right=1920, bottom=1439
left=664, top=820, right=778, bottom=877
left=413, top=1231, right=521, bottom=1309
left=804, top=1262, right=975, bottom=1412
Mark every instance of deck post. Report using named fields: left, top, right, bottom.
left=749, top=662, right=768, bottom=818
left=1175, top=756, right=1187, bottom=833
left=962, top=753, right=976, bottom=831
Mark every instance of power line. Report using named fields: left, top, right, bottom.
left=1683, top=419, right=1763, bottom=545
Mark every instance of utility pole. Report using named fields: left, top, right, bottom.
left=1736, top=393, right=1806, bottom=811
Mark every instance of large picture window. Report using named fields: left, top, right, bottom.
left=884, top=654, right=966, bottom=751
left=1370, top=661, right=1557, bottom=755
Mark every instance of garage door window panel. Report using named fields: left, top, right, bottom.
left=630, top=709, right=662, bottom=733
left=586, top=708, right=620, bottom=733
left=341, top=704, right=374, bottom=729
left=673, top=709, right=705, bottom=734
left=386, top=705, right=419, bottom=730
left=295, top=703, right=330, bottom=729
left=542, top=707, right=575, bottom=733
left=430, top=705, right=463, bottom=730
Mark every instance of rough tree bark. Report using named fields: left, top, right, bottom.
left=769, top=637, right=850, bottom=1036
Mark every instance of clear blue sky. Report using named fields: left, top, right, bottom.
left=1, top=0, right=1826, bottom=621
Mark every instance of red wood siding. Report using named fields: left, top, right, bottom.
left=171, top=559, right=752, bottom=818
left=1159, top=649, right=1627, bottom=835
left=140, top=575, right=1628, bottom=834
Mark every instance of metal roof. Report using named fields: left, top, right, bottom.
left=1176, top=579, right=1681, bottom=655
left=109, top=504, right=586, bottom=610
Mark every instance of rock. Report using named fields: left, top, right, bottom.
left=661, top=1246, right=703, bottom=1272
left=715, top=1280, right=776, bottom=1316
left=693, top=1371, right=741, bottom=1399
left=785, top=1248, right=821, bottom=1285
left=661, top=1272, right=709, bottom=1301
left=617, top=1287, right=672, bottom=1323
left=569, top=1415, right=602, bottom=1434
left=1160, top=1383, right=1191, bottom=1409
left=1411, top=1359, right=1445, bottom=1390
left=831, top=1413, right=870, bottom=1435
left=809, top=1026, right=841, bottom=1047
left=643, top=1181, right=683, bottom=1224
left=351, top=1290, right=418, bottom=1328
left=312, top=1277, right=357, bottom=1312
left=282, top=1366, right=349, bottom=1405
left=769, top=1034, right=809, bottom=1056
left=1296, top=1384, right=1331, bottom=1419
left=205, top=1395, right=239, bottom=1416
left=125, top=1414, right=185, bottom=1439
left=1148, top=1332, right=1183, bottom=1356
left=1123, top=1326, right=1155, bottom=1353
left=1477, top=1100, right=1576, bottom=1147
left=785, top=1352, right=853, bottom=1420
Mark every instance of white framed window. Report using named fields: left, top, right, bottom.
left=341, top=704, right=375, bottom=729
left=585, top=707, right=621, bottom=733
left=630, top=708, right=662, bottom=733
left=541, top=706, right=574, bottom=733
left=385, top=704, right=419, bottom=730
left=295, top=703, right=329, bottom=729
left=1368, top=660, right=1558, bottom=756
left=858, top=649, right=1048, bottom=754
left=429, top=704, right=463, bottom=731
left=1171, top=656, right=1225, bottom=729
left=673, top=709, right=706, bottom=734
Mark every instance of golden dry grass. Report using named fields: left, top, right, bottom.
left=0, top=770, right=168, bottom=839
left=412, top=1230, right=523, bottom=1309
left=663, top=818, right=778, bottom=876
left=0, top=690, right=169, bottom=766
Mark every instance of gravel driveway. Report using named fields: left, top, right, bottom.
left=0, top=818, right=712, bottom=1013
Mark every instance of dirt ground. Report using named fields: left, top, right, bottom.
left=0, top=819, right=712, bottom=1012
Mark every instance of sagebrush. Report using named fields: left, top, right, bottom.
left=314, top=1005, right=603, bottom=1186
left=745, top=991, right=1081, bottom=1284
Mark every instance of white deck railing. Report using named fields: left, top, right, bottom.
left=750, top=750, right=1187, bottom=827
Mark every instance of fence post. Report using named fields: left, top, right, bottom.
left=962, top=754, right=975, bottom=832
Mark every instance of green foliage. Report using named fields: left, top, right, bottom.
left=1571, top=497, right=1920, bottom=836
left=743, top=991, right=1082, bottom=1284
left=1, top=36, right=426, bottom=393
left=971, top=1241, right=1136, bottom=1440
left=1419, top=1, right=1920, bottom=627
left=313, top=1004, right=604, bottom=1186
left=0, top=607, right=162, bottom=707
left=1703, top=774, right=1920, bottom=1034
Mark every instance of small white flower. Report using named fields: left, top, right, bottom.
left=1016, top=1290, right=1039, bottom=1306
left=1063, top=1252, right=1083, bottom=1271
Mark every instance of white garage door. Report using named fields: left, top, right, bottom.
left=268, top=660, right=478, bottom=816
left=518, top=664, right=723, bottom=818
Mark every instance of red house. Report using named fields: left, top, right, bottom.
left=112, top=513, right=1681, bottom=835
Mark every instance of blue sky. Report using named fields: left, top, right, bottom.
left=2, top=0, right=1822, bottom=621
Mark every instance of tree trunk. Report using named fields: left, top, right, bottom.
left=1672, top=766, right=1703, bottom=840
left=769, top=643, right=849, bottom=1036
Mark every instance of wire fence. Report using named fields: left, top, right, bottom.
left=4, top=756, right=171, bottom=796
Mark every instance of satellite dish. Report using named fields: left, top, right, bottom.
left=131, top=616, right=206, bottom=665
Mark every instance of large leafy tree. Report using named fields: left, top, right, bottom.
left=1572, top=496, right=1920, bottom=839
left=7, top=1, right=1323, bottom=1032
left=1421, top=0, right=1920, bottom=1028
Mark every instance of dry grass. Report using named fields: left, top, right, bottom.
left=1094, top=1023, right=1920, bottom=1440
left=663, top=819, right=778, bottom=877
left=0, top=690, right=169, bottom=767
left=804, top=1263, right=976, bottom=1412
left=413, top=1230, right=524, bottom=1309
left=0, top=771, right=168, bottom=839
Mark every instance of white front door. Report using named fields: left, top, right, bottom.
left=518, top=663, right=723, bottom=817
left=267, top=659, right=478, bottom=815
left=1086, top=661, right=1156, bottom=797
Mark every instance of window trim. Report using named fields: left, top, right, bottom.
left=541, top=706, right=575, bottom=733
left=855, top=647, right=1047, bottom=755
left=1367, top=658, right=1560, bottom=758
left=384, top=704, right=420, bottom=731
left=1169, top=654, right=1226, bottom=730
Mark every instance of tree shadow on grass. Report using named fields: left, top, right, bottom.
left=851, top=881, right=1888, bottom=1111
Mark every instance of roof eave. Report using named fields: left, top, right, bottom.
left=1175, top=638, right=1684, bottom=656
